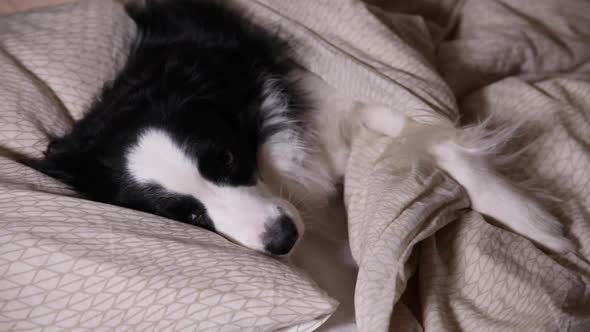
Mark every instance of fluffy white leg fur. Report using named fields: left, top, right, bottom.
left=357, top=105, right=574, bottom=254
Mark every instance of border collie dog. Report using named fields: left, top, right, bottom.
left=26, top=0, right=572, bottom=255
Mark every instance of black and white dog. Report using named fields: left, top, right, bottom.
left=25, top=0, right=572, bottom=255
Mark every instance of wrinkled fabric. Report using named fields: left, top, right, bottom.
left=346, top=0, right=590, bottom=331
left=1, top=0, right=590, bottom=331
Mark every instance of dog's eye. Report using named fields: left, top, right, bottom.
left=188, top=212, right=206, bottom=225
left=187, top=212, right=214, bottom=231
left=223, top=150, right=235, bottom=168
left=188, top=213, right=201, bottom=223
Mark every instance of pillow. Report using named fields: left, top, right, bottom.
left=0, top=1, right=337, bottom=330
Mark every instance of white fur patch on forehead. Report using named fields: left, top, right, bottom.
left=126, top=128, right=206, bottom=194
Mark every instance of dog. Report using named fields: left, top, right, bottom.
left=24, top=0, right=573, bottom=256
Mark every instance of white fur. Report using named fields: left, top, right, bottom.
left=261, top=77, right=290, bottom=122
left=292, top=73, right=573, bottom=254
left=257, top=74, right=343, bottom=212
left=431, top=139, right=573, bottom=253
left=125, top=128, right=303, bottom=252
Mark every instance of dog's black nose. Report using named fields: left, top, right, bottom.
left=263, top=215, right=299, bottom=255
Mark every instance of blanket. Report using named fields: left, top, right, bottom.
left=2, top=0, right=590, bottom=331
left=250, top=0, right=590, bottom=329
left=348, top=0, right=590, bottom=330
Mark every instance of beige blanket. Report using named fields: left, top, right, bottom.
left=346, top=0, right=590, bottom=331
left=252, top=0, right=590, bottom=330
left=0, top=0, right=73, bottom=14
left=1, top=0, right=590, bottom=331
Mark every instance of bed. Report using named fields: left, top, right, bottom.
left=1, top=0, right=589, bottom=331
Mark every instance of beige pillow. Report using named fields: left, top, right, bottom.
left=0, top=1, right=337, bottom=330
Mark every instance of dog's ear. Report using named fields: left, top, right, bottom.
left=22, top=137, right=121, bottom=202
left=44, top=137, right=73, bottom=157
left=21, top=135, right=97, bottom=188
left=22, top=150, right=87, bottom=186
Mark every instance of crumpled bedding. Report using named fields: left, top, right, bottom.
left=1, top=0, right=590, bottom=331
left=347, top=0, right=590, bottom=331
left=251, top=0, right=590, bottom=330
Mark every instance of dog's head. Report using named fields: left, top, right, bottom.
left=28, top=107, right=303, bottom=256
left=26, top=40, right=306, bottom=256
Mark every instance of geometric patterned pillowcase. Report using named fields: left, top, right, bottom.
left=0, top=1, right=337, bottom=330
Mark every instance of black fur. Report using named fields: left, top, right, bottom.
left=24, top=0, right=307, bottom=230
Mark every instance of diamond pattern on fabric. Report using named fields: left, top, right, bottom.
left=0, top=1, right=336, bottom=331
